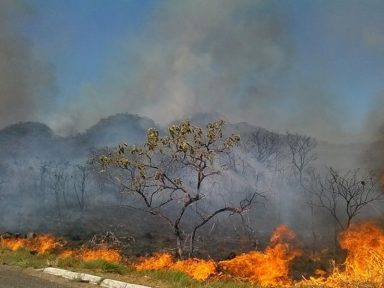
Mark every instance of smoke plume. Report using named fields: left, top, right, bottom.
left=0, top=0, right=55, bottom=127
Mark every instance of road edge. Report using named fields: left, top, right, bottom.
left=42, top=267, right=150, bottom=288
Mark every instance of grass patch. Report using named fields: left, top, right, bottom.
left=133, top=269, right=263, bottom=288
left=0, top=247, right=56, bottom=268
left=57, top=256, right=126, bottom=274
left=82, top=259, right=126, bottom=274
left=0, top=247, right=125, bottom=274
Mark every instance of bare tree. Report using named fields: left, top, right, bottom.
left=47, top=163, right=70, bottom=219
left=95, top=120, right=259, bottom=258
left=72, top=164, right=89, bottom=211
left=312, top=167, right=383, bottom=231
left=286, top=133, right=317, bottom=186
left=245, top=128, right=282, bottom=166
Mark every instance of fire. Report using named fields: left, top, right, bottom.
left=219, top=225, right=302, bottom=286
left=301, top=221, right=384, bottom=287
left=134, top=226, right=301, bottom=284
left=134, top=252, right=173, bottom=270
left=0, top=234, right=62, bottom=253
left=327, top=221, right=384, bottom=286
left=59, top=247, right=122, bottom=263
left=134, top=252, right=216, bottom=281
left=340, top=221, right=384, bottom=279
left=5, top=223, right=384, bottom=286
left=172, top=258, right=217, bottom=281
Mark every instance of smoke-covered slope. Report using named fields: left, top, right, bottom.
left=0, top=113, right=375, bottom=256
left=0, top=113, right=158, bottom=162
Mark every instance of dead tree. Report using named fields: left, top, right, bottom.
left=47, top=163, right=70, bottom=218
left=286, top=132, right=317, bottom=187
left=72, top=164, right=89, bottom=211
left=312, top=167, right=383, bottom=231
left=245, top=128, right=282, bottom=165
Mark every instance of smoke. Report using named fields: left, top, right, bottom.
left=362, top=93, right=384, bottom=174
left=0, top=0, right=55, bottom=127
left=50, top=0, right=294, bottom=136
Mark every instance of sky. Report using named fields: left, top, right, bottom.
left=1, top=0, right=384, bottom=143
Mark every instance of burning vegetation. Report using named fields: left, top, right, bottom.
left=219, top=225, right=302, bottom=286
left=3, top=222, right=384, bottom=286
left=1, top=120, right=384, bottom=287
left=303, top=221, right=384, bottom=287
left=134, top=252, right=216, bottom=281
left=0, top=233, right=63, bottom=254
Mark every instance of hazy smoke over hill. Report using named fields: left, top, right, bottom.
left=0, top=0, right=55, bottom=127
left=53, top=0, right=296, bottom=137
left=50, top=0, right=380, bottom=143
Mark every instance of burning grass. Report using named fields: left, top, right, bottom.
left=59, top=247, right=122, bottom=263
left=219, top=225, right=302, bottom=286
left=2, top=222, right=384, bottom=287
left=0, top=234, right=63, bottom=254
left=302, top=221, right=384, bottom=288
left=134, top=225, right=301, bottom=284
left=134, top=252, right=216, bottom=281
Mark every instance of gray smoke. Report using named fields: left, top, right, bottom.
left=49, top=0, right=295, bottom=136
left=49, top=0, right=366, bottom=143
left=0, top=0, right=55, bottom=127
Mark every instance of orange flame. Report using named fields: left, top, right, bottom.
left=330, top=221, right=384, bottom=286
left=219, top=225, right=302, bottom=286
left=134, top=226, right=301, bottom=284
left=59, top=247, right=122, bottom=263
left=134, top=252, right=216, bottom=281
left=0, top=234, right=62, bottom=253
left=301, top=221, right=384, bottom=287
left=134, top=252, right=173, bottom=270
left=172, top=258, right=216, bottom=281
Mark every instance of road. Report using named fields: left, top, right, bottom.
left=0, top=265, right=95, bottom=288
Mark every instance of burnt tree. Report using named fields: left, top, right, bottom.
left=312, top=167, right=383, bottom=231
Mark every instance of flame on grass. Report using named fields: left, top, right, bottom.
left=59, top=247, right=122, bottom=263
left=302, top=221, right=384, bottom=287
left=219, top=225, right=302, bottom=286
left=134, top=225, right=300, bottom=284
left=0, top=234, right=62, bottom=253
left=134, top=252, right=216, bottom=281
left=340, top=221, right=384, bottom=282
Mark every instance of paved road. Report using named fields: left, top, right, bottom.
left=0, top=265, right=94, bottom=288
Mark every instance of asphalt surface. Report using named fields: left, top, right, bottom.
left=0, top=265, right=95, bottom=288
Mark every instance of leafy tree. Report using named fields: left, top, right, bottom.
left=97, top=120, right=257, bottom=258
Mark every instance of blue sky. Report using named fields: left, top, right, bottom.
left=2, top=0, right=384, bottom=143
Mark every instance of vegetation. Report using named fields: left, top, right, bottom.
left=0, top=247, right=328, bottom=288
left=96, top=120, right=258, bottom=258
left=312, top=168, right=382, bottom=230
left=1, top=118, right=384, bottom=288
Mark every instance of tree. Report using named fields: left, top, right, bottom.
left=245, top=128, right=283, bottom=169
left=72, top=164, right=89, bottom=211
left=286, top=133, right=317, bottom=186
left=96, top=120, right=258, bottom=258
left=312, top=167, right=382, bottom=231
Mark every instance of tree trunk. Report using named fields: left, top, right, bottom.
left=176, top=234, right=183, bottom=259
